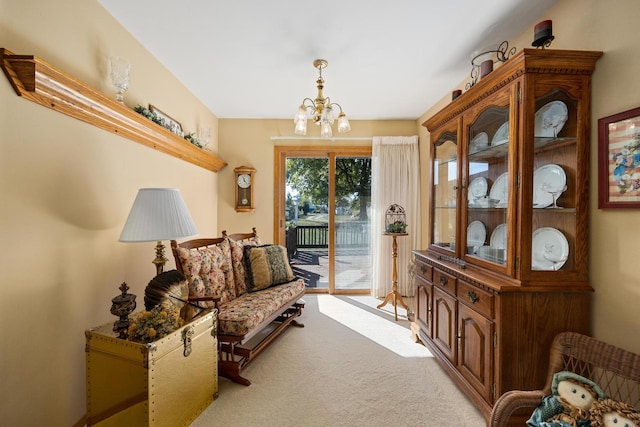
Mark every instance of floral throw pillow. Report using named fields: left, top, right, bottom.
left=176, top=239, right=235, bottom=305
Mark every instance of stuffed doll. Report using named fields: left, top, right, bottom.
left=590, top=399, right=640, bottom=427
left=527, top=371, right=605, bottom=427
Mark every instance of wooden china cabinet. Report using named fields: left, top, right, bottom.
left=412, top=49, right=602, bottom=421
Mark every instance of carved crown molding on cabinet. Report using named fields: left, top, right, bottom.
left=0, top=48, right=226, bottom=172
left=423, top=49, right=602, bottom=131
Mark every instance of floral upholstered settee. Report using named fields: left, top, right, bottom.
left=171, top=228, right=305, bottom=386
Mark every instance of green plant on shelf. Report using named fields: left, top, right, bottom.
left=386, top=221, right=407, bottom=233
left=184, top=133, right=203, bottom=148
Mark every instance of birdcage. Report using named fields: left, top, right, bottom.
left=385, top=204, right=407, bottom=233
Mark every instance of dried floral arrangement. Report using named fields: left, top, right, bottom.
left=127, top=305, right=184, bottom=343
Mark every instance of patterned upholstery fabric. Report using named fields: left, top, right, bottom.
left=244, top=244, right=295, bottom=291
left=175, top=238, right=236, bottom=305
left=217, top=279, right=305, bottom=336
left=228, top=236, right=261, bottom=296
left=175, top=234, right=304, bottom=337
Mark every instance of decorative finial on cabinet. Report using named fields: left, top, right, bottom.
left=532, top=20, right=554, bottom=49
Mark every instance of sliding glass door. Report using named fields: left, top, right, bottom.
left=334, top=156, right=371, bottom=291
left=274, top=146, right=372, bottom=294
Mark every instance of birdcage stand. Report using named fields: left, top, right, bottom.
left=377, top=232, right=409, bottom=321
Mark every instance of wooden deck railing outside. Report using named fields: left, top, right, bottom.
left=292, top=223, right=369, bottom=249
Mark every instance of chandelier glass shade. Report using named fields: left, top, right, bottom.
left=294, top=59, right=351, bottom=137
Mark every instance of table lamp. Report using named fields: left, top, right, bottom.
left=119, top=188, right=199, bottom=276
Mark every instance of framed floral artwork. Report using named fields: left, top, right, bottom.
left=598, top=106, right=640, bottom=209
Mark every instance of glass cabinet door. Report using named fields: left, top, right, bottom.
left=465, top=104, right=510, bottom=267
left=528, top=88, right=579, bottom=274
left=423, top=50, right=598, bottom=282
left=431, top=131, right=458, bottom=253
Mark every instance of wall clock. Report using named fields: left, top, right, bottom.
left=234, top=166, right=256, bottom=212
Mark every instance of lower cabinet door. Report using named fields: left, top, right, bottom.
left=458, top=303, right=494, bottom=402
left=416, top=276, right=433, bottom=337
left=433, top=287, right=457, bottom=364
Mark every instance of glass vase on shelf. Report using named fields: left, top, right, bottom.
left=108, top=56, right=130, bottom=104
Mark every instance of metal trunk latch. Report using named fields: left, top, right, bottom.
left=182, top=325, right=195, bottom=357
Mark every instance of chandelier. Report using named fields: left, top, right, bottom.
left=294, top=59, right=351, bottom=137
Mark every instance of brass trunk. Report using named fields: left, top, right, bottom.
left=85, top=310, right=218, bottom=426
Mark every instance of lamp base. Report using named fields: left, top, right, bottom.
left=152, top=240, right=168, bottom=276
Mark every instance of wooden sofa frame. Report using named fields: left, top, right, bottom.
left=489, top=331, right=640, bottom=426
left=171, top=229, right=305, bottom=386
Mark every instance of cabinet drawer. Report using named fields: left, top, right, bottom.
left=433, top=268, right=456, bottom=296
left=457, top=280, right=494, bottom=319
left=415, top=258, right=433, bottom=282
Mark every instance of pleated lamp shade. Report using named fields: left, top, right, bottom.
left=119, top=188, right=198, bottom=242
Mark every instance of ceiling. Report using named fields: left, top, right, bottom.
left=98, top=0, right=558, bottom=121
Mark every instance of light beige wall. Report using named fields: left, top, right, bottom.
left=417, top=0, right=640, bottom=353
left=3, top=0, right=638, bottom=424
left=0, top=0, right=220, bottom=425
left=218, top=119, right=419, bottom=242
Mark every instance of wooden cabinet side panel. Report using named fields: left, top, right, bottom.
left=495, top=291, right=591, bottom=395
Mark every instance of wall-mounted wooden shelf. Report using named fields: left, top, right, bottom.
left=0, top=48, right=226, bottom=172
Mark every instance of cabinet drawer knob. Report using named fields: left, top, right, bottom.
left=440, top=276, right=448, bottom=286
left=420, top=266, right=427, bottom=274
left=467, top=291, right=479, bottom=304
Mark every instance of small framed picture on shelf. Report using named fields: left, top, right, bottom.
left=598, top=106, right=640, bottom=209
left=150, top=104, right=183, bottom=137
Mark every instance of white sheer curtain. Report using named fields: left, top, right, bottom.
left=371, top=136, right=421, bottom=298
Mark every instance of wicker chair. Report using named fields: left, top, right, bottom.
left=489, top=331, right=640, bottom=427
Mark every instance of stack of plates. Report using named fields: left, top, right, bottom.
left=473, top=224, right=507, bottom=263
left=477, top=246, right=506, bottom=263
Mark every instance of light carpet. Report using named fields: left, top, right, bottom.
left=192, top=295, right=485, bottom=427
